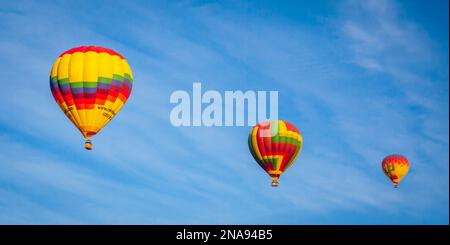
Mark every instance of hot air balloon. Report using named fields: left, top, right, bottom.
left=248, top=120, right=303, bottom=187
left=50, top=46, right=133, bottom=150
left=382, top=154, right=410, bottom=188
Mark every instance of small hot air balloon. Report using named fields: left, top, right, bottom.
left=248, top=120, right=303, bottom=187
left=382, top=154, right=410, bottom=188
left=50, top=46, right=133, bottom=150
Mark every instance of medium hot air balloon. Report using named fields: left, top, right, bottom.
left=382, top=154, right=410, bottom=188
left=248, top=120, right=303, bottom=187
left=50, top=46, right=133, bottom=150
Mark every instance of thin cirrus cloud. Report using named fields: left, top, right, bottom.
left=0, top=0, right=448, bottom=224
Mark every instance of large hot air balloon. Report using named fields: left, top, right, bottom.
left=382, top=154, right=410, bottom=188
left=248, top=120, right=303, bottom=187
left=50, top=46, right=133, bottom=150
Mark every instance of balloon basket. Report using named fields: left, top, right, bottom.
left=84, top=140, right=93, bottom=150
left=271, top=180, right=279, bottom=187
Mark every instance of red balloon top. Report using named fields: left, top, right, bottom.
left=59, top=46, right=124, bottom=59
left=382, top=154, right=409, bottom=166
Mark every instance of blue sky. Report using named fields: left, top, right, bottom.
left=0, top=0, right=448, bottom=224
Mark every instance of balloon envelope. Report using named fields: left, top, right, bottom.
left=50, top=46, right=133, bottom=149
left=248, top=120, right=303, bottom=187
left=382, top=154, right=410, bottom=188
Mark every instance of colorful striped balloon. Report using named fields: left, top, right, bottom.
left=248, top=120, right=303, bottom=187
left=50, top=46, right=133, bottom=150
left=382, top=154, right=410, bottom=188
